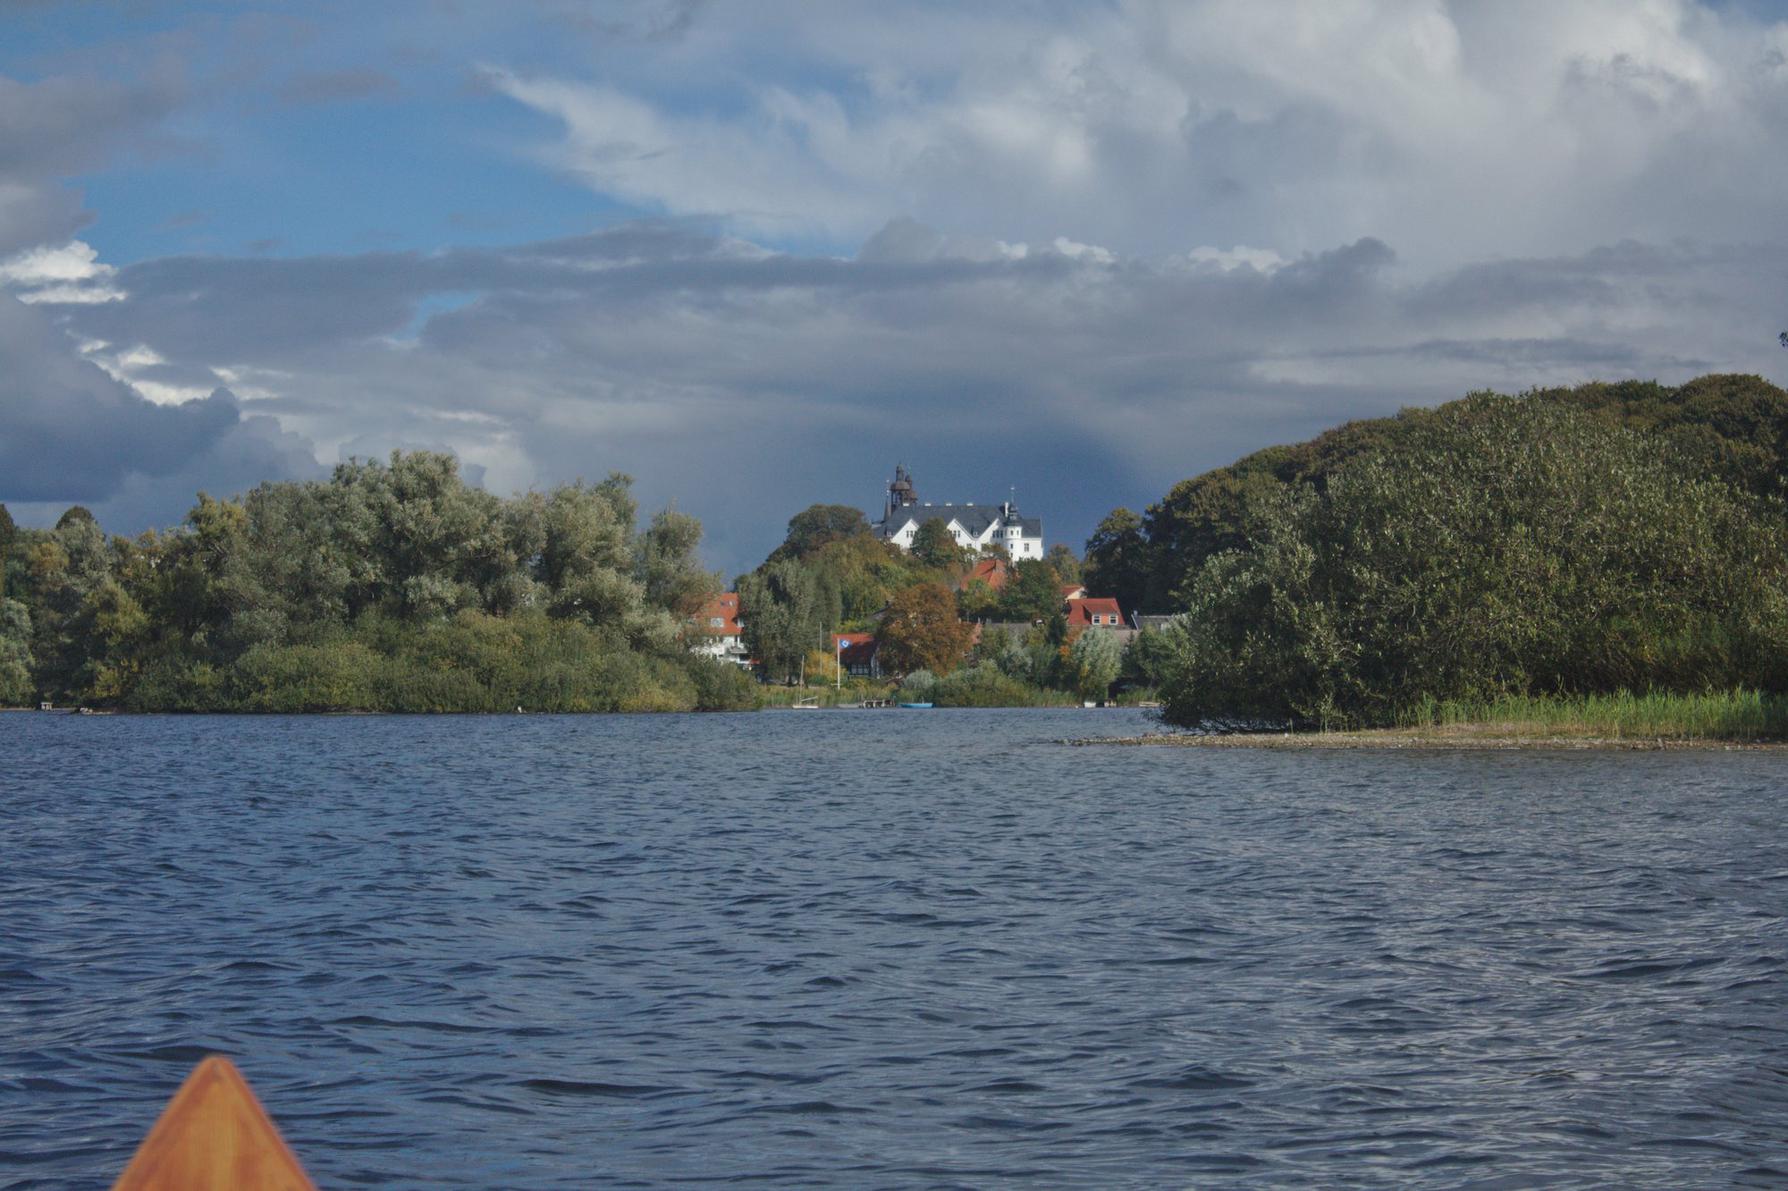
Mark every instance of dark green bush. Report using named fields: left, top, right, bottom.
left=1159, top=395, right=1788, bottom=729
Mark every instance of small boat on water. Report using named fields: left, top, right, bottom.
left=791, top=697, right=821, bottom=710
left=899, top=701, right=934, bottom=709
left=112, top=1056, right=316, bottom=1190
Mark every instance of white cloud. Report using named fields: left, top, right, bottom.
left=1051, top=237, right=1115, bottom=264
left=1188, top=245, right=1286, bottom=273
left=0, top=240, right=126, bottom=303
left=489, top=0, right=1788, bottom=270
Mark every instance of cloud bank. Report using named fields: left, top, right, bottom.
left=2, top=0, right=1787, bottom=573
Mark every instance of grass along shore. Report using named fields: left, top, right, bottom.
left=1078, top=690, right=1788, bottom=749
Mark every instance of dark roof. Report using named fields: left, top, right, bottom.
left=876, top=502, right=1040, bottom=539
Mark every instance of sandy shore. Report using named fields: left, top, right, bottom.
left=1070, top=722, right=1788, bottom=751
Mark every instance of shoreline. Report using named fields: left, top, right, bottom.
left=1071, top=724, right=1788, bottom=751
left=1, top=702, right=1146, bottom=717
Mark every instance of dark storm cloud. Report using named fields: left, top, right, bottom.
left=27, top=217, right=1788, bottom=567
left=2, top=412, right=328, bottom=534
left=0, top=297, right=239, bottom=502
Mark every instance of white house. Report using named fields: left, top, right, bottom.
left=688, top=592, right=751, bottom=668
left=873, top=465, right=1044, bottom=559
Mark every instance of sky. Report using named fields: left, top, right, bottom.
left=4, top=0, right=1788, bottom=576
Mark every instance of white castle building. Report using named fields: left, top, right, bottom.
left=873, top=465, right=1045, bottom=559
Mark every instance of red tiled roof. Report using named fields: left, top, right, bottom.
left=694, top=592, right=743, bottom=636
left=961, top=557, right=1011, bottom=592
left=1065, top=597, right=1122, bottom=627
left=832, top=632, right=877, bottom=665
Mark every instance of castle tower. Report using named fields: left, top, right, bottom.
left=886, top=464, right=917, bottom=520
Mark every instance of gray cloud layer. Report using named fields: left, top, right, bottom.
left=0, top=67, right=184, bottom=255
left=5, top=1, right=1788, bottom=574
left=8, top=221, right=1780, bottom=571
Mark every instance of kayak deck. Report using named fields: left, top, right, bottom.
left=112, top=1057, right=315, bottom=1191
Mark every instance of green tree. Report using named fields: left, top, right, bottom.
left=875, top=582, right=974, bottom=676
left=1119, top=624, right=1175, bottom=690
left=1044, top=543, right=1082, bottom=584
left=957, top=577, right=1001, bottom=621
left=1130, top=373, right=1788, bottom=617
left=780, top=532, right=921, bottom=627
left=910, top=518, right=969, bottom=569
left=1158, top=396, right=1788, bottom=729
left=0, top=452, right=731, bottom=711
left=540, top=477, right=651, bottom=632
left=22, top=511, right=114, bottom=701
left=1082, top=508, right=1149, bottom=611
left=739, top=559, right=832, bottom=683
left=636, top=507, right=719, bottom=615
left=772, top=504, right=871, bottom=561
left=0, top=598, right=32, bottom=705
left=0, top=503, right=13, bottom=600
left=1067, top=627, right=1124, bottom=702
left=995, top=559, right=1062, bottom=622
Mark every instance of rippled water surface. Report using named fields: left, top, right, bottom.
left=3, top=710, right=1787, bottom=1187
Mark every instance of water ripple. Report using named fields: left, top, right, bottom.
left=2, top=709, right=1786, bottom=1187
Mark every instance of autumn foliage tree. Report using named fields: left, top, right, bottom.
left=875, top=582, right=975, bottom=676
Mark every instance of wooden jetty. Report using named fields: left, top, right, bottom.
left=112, top=1057, right=315, bottom=1191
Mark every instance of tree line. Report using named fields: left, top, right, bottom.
left=1082, top=374, right=1788, bottom=729
left=0, top=452, right=757, bottom=712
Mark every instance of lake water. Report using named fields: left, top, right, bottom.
left=2, top=709, right=1786, bottom=1188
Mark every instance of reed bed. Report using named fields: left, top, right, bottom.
left=1392, top=689, right=1788, bottom=742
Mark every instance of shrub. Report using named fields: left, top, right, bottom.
left=899, top=669, right=938, bottom=702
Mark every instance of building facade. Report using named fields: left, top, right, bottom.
left=688, top=592, right=751, bottom=668
left=873, top=465, right=1044, bottom=559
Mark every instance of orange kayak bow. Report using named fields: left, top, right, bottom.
left=111, top=1056, right=315, bottom=1190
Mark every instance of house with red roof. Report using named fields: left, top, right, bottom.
left=960, top=556, right=1011, bottom=593
left=831, top=632, right=882, bottom=679
left=688, top=592, right=750, bottom=668
left=1065, top=596, right=1125, bottom=630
